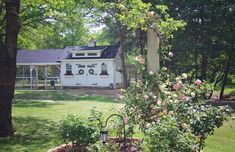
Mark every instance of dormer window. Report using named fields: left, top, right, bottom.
left=76, top=53, right=85, bottom=57
left=65, top=63, right=73, bottom=75
left=88, top=53, right=97, bottom=56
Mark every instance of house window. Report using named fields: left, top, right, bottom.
left=65, top=63, right=73, bottom=75
left=88, top=53, right=97, bottom=56
left=100, top=63, right=108, bottom=75
left=76, top=53, right=85, bottom=56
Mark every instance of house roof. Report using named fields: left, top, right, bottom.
left=17, top=45, right=119, bottom=65
left=66, top=46, right=107, bottom=51
left=64, top=45, right=119, bottom=59
left=17, top=49, right=67, bottom=65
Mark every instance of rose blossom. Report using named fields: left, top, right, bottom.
left=168, top=111, right=174, bottom=115
left=191, top=92, right=196, bottom=97
left=143, top=95, right=149, bottom=100
left=194, top=79, right=202, bottom=85
left=148, top=11, right=155, bottom=17
left=168, top=52, right=174, bottom=57
left=182, top=123, right=188, bottom=129
left=153, top=96, right=157, bottom=99
left=146, top=123, right=152, bottom=128
left=149, top=71, right=154, bottom=75
left=173, top=81, right=183, bottom=90
left=181, top=73, right=187, bottom=79
left=151, top=109, right=157, bottom=115
left=135, top=55, right=145, bottom=64
left=124, top=117, right=129, bottom=124
left=157, top=99, right=162, bottom=106
left=179, top=94, right=189, bottom=101
left=162, top=108, right=168, bottom=115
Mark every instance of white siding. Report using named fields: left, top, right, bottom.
left=61, top=59, right=115, bottom=87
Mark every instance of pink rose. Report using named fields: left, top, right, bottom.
left=124, top=117, right=129, bottom=124
left=191, top=92, right=196, bottom=97
left=143, top=95, right=149, bottom=100
left=179, top=94, right=189, bottom=101
left=151, top=109, right=157, bottom=115
left=173, top=81, right=183, bottom=91
left=157, top=99, right=162, bottom=106
left=194, top=79, right=202, bottom=85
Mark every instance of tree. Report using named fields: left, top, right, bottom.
left=0, top=0, right=21, bottom=137
left=155, top=0, right=235, bottom=99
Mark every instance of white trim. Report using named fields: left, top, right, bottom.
left=59, top=58, right=115, bottom=62
left=68, top=50, right=103, bottom=53
left=17, top=63, right=60, bottom=66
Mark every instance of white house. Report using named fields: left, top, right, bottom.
left=16, top=40, right=122, bottom=89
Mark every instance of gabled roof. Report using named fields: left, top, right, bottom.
left=66, top=46, right=107, bottom=51
left=17, top=45, right=119, bottom=65
left=17, top=49, right=67, bottom=65
left=64, top=45, right=119, bottom=60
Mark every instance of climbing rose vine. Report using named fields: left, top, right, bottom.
left=121, top=53, right=232, bottom=152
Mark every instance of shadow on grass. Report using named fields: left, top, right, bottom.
left=14, top=90, right=117, bottom=103
left=0, top=116, right=61, bottom=152
left=13, top=99, right=65, bottom=108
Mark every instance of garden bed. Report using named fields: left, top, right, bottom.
left=48, top=138, right=142, bottom=152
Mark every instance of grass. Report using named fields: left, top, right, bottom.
left=0, top=90, right=123, bottom=152
left=0, top=90, right=234, bottom=152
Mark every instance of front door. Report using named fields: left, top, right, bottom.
left=86, top=63, right=98, bottom=86
left=75, top=63, right=98, bottom=86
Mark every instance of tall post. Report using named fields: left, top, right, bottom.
left=147, top=28, right=160, bottom=73
left=30, top=65, right=33, bottom=90
left=45, top=65, right=48, bottom=89
left=22, top=66, right=25, bottom=87
left=36, top=66, right=38, bottom=89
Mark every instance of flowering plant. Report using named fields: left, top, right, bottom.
left=121, top=53, right=232, bottom=151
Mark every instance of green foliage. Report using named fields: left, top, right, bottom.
left=17, top=0, right=89, bottom=49
left=59, top=114, right=99, bottom=148
left=122, top=54, right=232, bottom=151
left=143, top=116, right=198, bottom=152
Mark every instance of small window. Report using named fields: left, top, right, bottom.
left=76, top=53, right=85, bottom=56
left=88, top=53, right=97, bottom=56
left=100, top=63, right=108, bottom=75
left=65, top=63, right=73, bottom=75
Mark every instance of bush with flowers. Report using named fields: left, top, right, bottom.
left=121, top=52, right=232, bottom=151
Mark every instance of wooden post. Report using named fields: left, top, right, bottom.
left=147, top=28, right=160, bottom=73
left=45, top=65, right=48, bottom=89
left=30, top=65, right=33, bottom=90
left=22, top=66, right=25, bottom=87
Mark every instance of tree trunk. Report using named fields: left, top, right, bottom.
left=200, top=53, right=208, bottom=80
left=0, top=0, right=20, bottom=137
left=118, top=36, right=128, bottom=89
left=219, top=57, right=231, bottom=100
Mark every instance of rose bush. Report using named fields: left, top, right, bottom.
left=121, top=53, right=232, bottom=151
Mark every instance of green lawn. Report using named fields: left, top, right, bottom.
left=0, top=90, right=234, bottom=152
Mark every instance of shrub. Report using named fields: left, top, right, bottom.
left=121, top=54, right=232, bottom=151
left=59, top=114, right=99, bottom=149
